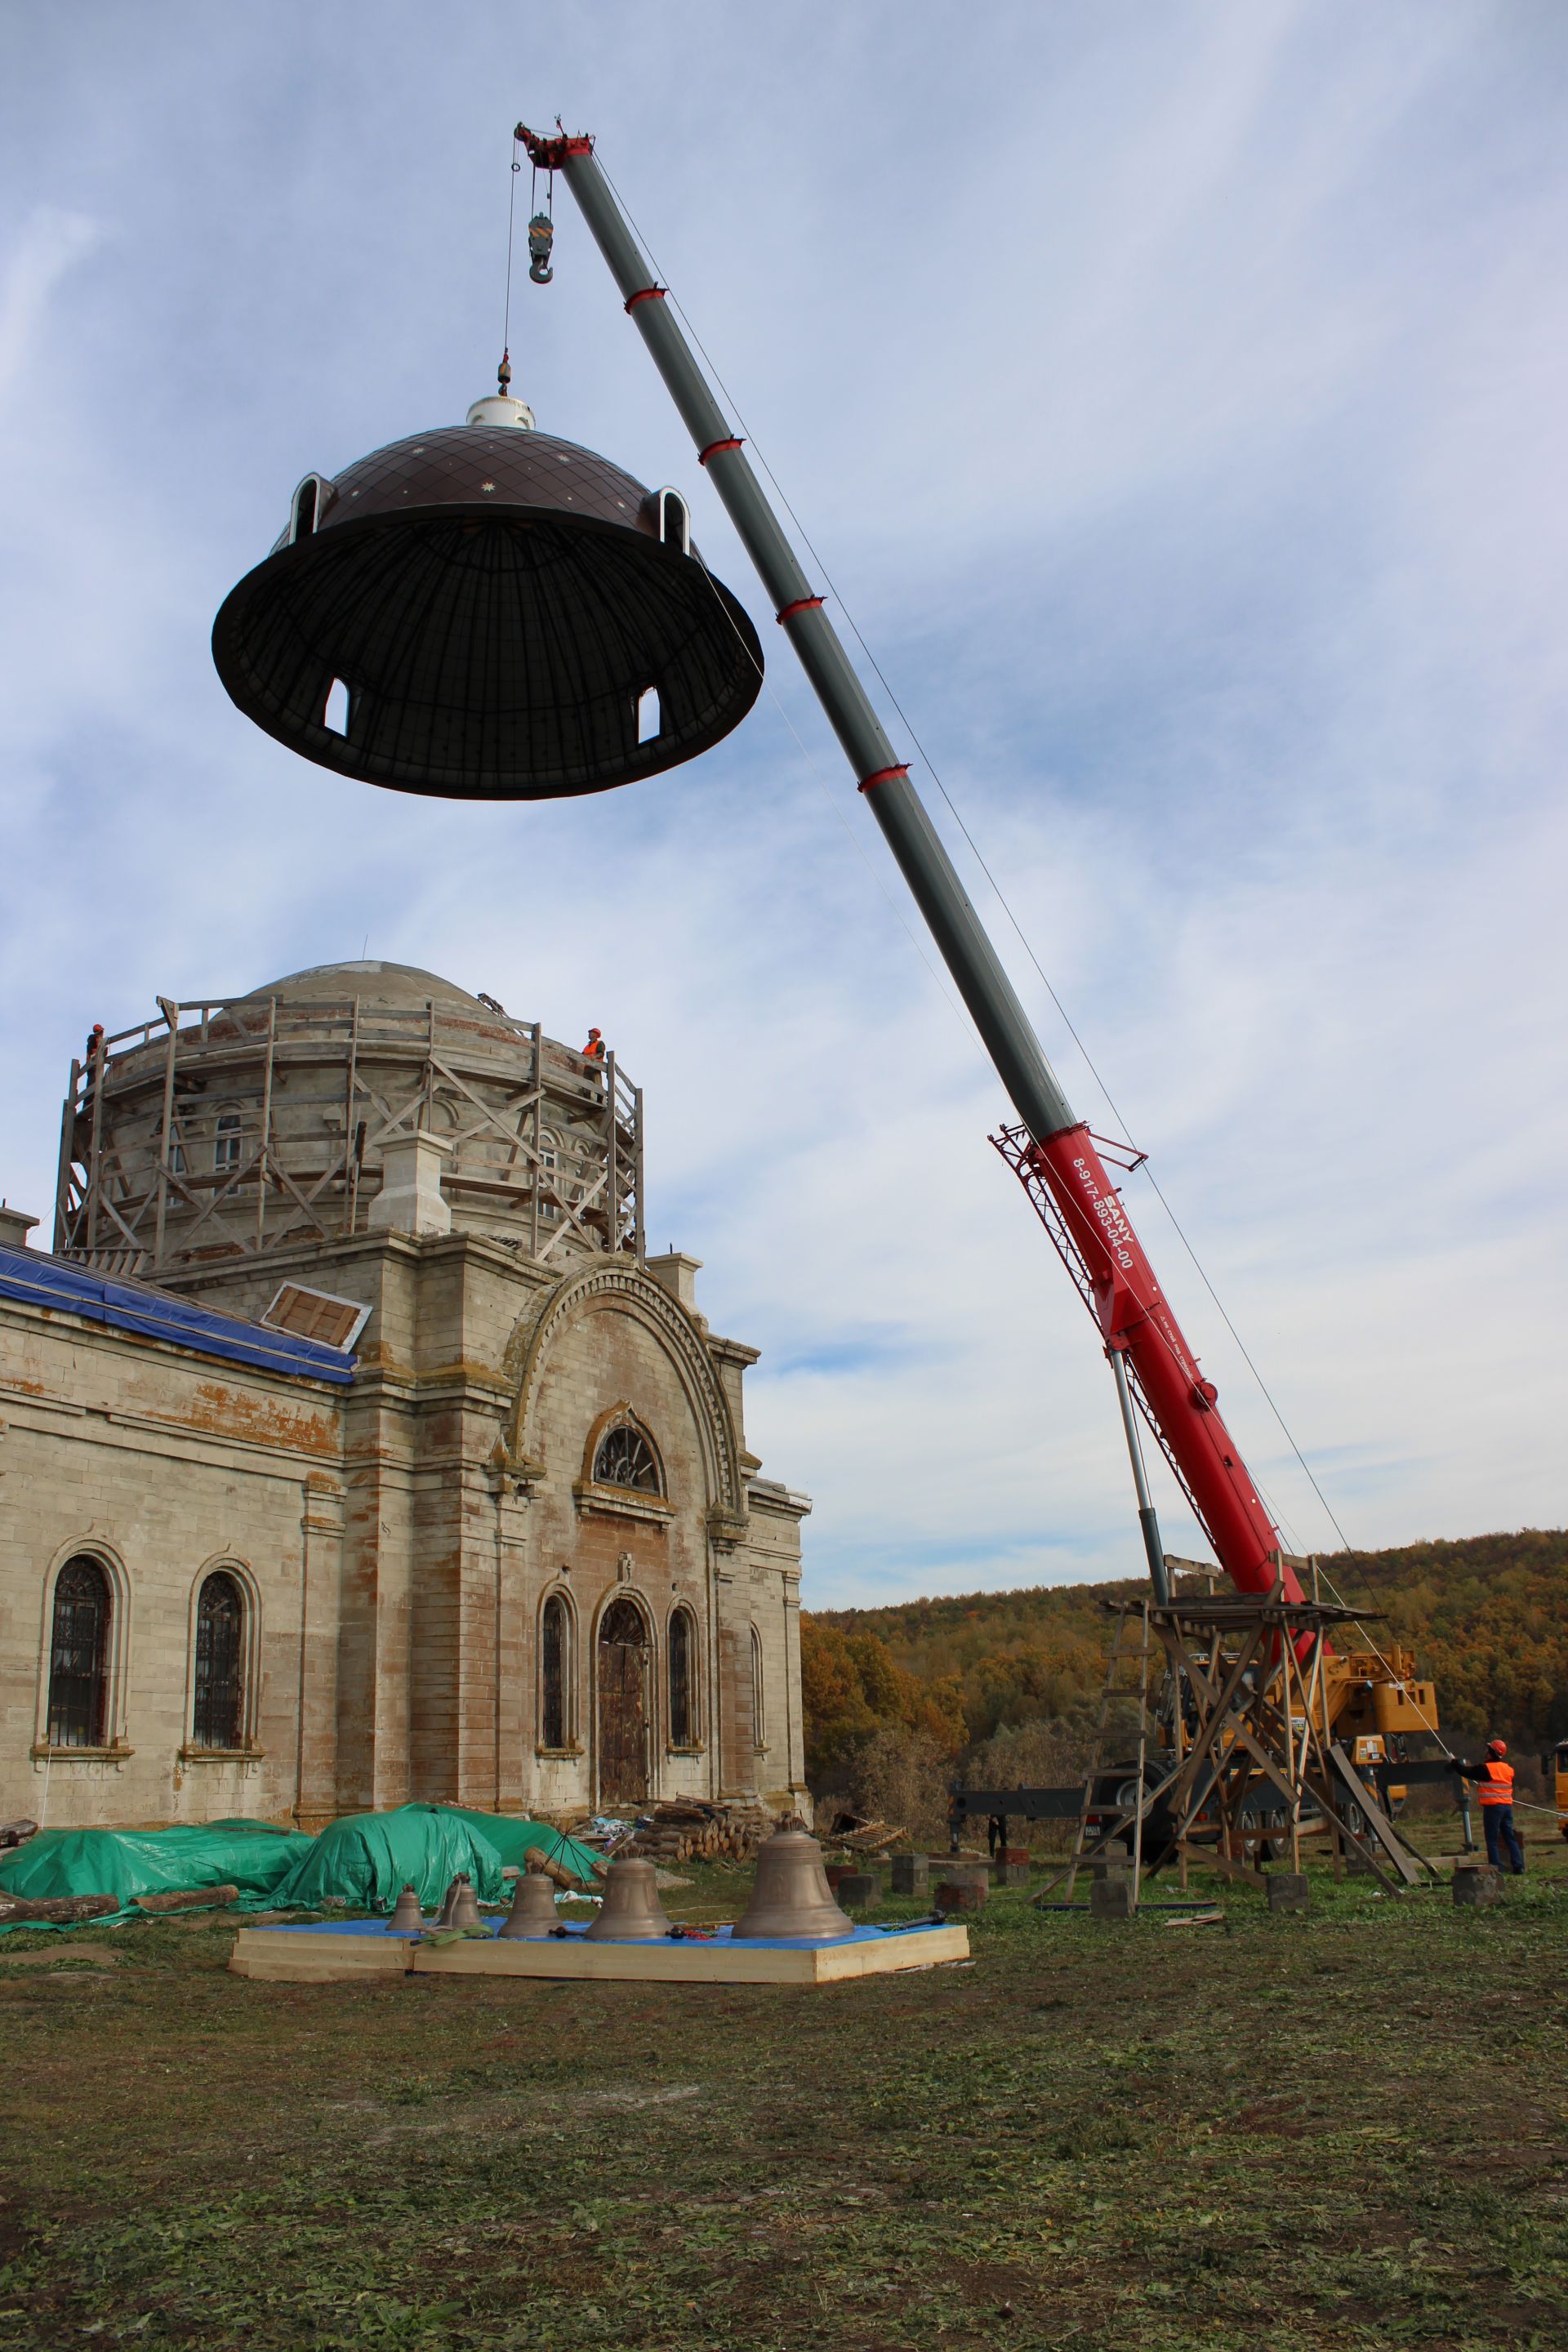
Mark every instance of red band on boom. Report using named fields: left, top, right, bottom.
left=624, top=287, right=667, bottom=313
left=858, top=765, right=910, bottom=795
left=697, top=438, right=744, bottom=466
left=776, top=596, right=825, bottom=625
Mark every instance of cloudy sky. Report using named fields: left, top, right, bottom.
left=3, top=4, right=1565, bottom=1606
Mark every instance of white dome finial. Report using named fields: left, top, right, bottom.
left=468, top=346, right=534, bottom=430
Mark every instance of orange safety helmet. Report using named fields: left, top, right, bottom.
left=1486, top=1738, right=1508, bottom=1757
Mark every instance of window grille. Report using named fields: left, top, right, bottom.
left=593, top=1423, right=661, bottom=1494
left=47, top=1557, right=110, bottom=1748
left=669, top=1608, right=694, bottom=1746
left=193, top=1571, right=244, bottom=1749
left=541, top=1593, right=567, bottom=1748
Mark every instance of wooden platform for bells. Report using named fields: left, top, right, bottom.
left=228, top=1918, right=968, bottom=1986
left=229, top=1835, right=969, bottom=1986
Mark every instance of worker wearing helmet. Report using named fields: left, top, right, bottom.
left=1450, top=1739, right=1525, bottom=1874
left=582, top=1028, right=604, bottom=1062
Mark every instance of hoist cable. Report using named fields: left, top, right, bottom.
left=502, top=139, right=521, bottom=363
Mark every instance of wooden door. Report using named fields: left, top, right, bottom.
left=597, top=1598, right=649, bottom=1803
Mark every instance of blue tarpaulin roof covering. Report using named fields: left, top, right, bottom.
left=0, top=1245, right=357, bottom=1383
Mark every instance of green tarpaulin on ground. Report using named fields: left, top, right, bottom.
left=265, top=1806, right=603, bottom=1915
left=0, top=1804, right=603, bottom=1931
left=434, top=1808, right=602, bottom=1889
left=266, top=1805, right=506, bottom=1914
left=0, top=1818, right=311, bottom=1925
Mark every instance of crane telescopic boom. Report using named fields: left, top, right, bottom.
left=521, top=125, right=1305, bottom=1608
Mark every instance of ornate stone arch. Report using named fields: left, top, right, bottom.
left=499, top=1262, right=743, bottom=1525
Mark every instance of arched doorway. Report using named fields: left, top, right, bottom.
left=597, top=1597, right=650, bottom=1803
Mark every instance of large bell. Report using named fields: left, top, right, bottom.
left=582, top=1856, right=672, bottom=1940
left=212, top=392, right=763, bottom=801
left=497, top=1871, right=559, bottom=1940
left=732, top=1829, right=853, bottom=1941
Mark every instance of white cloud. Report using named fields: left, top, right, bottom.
left=2, top=2, right=1565, bottom=1607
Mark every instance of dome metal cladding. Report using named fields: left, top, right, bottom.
left=211, top=421, right=764, bottom=802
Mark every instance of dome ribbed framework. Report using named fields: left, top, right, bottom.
left=212, top=425, right=763, bottom=800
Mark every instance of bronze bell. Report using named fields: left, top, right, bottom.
left=497, top=1872, right=559, bottom=1940
left=389, top=1883, right=425, bottom=1933
left=435, top=1875, right=461, bottom=1927
left=583, top=1857, right=671, bottom=1941
left=733, top=1830, right=852, bottom=1941
left=448, top=1875, right=483, bottom=1931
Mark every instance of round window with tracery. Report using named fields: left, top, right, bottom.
left=593, top=1422, right=661, bottom=1494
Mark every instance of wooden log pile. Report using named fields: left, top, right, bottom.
left=621, top=1802, right=778, bottom=1865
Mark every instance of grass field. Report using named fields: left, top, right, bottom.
left=2, top=1840, right=1565, bottom=2351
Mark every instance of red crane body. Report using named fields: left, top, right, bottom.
left=1018, top=1128, right=1303, bottom=1601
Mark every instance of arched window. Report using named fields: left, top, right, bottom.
left=593, top=1421, right=661, bottom=1494
left=47, top=1557, right=111, bottom=1748
left=541, top=1592, right=568, bottom=1749
left=751, top=1624, right=767, bottom=1749
left=668, top=1607, right=697, bottom=1747
left=193, top=1571, right=245, bottom=1749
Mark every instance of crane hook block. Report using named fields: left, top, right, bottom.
left=528, top=212, right=555, bottom=285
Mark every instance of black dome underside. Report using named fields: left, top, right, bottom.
left=212, top=507, right=764, bottom=800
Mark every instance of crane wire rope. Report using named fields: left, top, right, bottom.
left=591, top=149, right=1526, bottom=1793
left=501, top=140, right=522, bottom=372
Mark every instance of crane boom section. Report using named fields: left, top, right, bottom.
left=528, top=124, right=1304, bottom=1606
left=1029, top=1129, right=1298, bottom=1597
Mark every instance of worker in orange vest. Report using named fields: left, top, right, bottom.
left=582, top=1027, right=605, bottom=1064
left=1451, top=1739, right=1524, bottom=1874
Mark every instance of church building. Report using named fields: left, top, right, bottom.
left=0, top=960, right=809, bottom=1833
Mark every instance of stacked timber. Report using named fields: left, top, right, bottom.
left=621, top=1802, right=780, bottom=1865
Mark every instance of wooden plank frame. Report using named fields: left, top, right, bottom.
left=228, top=1922, right=969, bottom=1987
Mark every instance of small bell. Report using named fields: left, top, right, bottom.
left=733, top=1830, right=852, bottom=1941
left=583, top=1857, right=671, bottom=1940
left=497, top=1871, right=559, bottom=1940
left=389, top=1883, right=424, bottom=1933
left=448, top=1875, right=484, bottom=1931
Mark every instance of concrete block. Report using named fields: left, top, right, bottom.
left=996, top=1860, right=1031, bottom=1887
left=889, top=1853, right=929, bottom=1896
left=1266, top=1873, right=1310, bottom=1913
left=1089, top=1878, right=1134, bottom=1920
left=996, top=1844, right=1030, bottom=1867
left=935, top=1879, right=987, bottom=1913
left=1453, top=1864, right=1502, bottom=1908
left=1089, top=1856, right=1130, bottom=1882
left=837, top=1872, right=879, bottom=1909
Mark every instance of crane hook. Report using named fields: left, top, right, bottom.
left=528, top=212, right=555, bottom=285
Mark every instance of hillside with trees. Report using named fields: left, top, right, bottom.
left=803, top=1528, right=1568, bottom=1827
